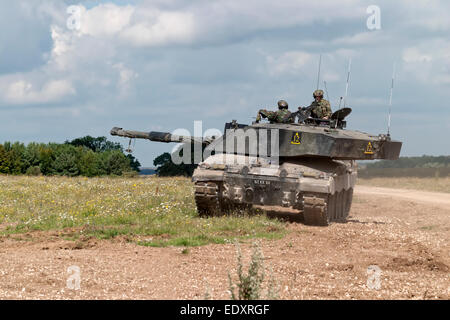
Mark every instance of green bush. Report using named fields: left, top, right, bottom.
left=122, top=170, right=139, bottom=178
left=26, top=166, right=42, bottom=176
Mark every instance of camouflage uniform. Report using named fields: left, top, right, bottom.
left=257, top=109, right=292, bottom=123
left=309, top=90, right=332, bottom=119
left=309, top=99, right=332, bottom=119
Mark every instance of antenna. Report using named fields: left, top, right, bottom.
left=343, top=58, right=352, bottom=108
left=323, top=80, right=330, bottom=101
left=316, top=54, right=322, bottom=90
left=333, top=59, right=351, bottom=129
left=387, top=63, right=396, bottom=137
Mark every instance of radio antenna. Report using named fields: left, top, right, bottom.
left=343, top=58, right=352, bottom=108
left=323, top=80, right=330, bottom=101
left=316, top=54, right=322, bottom=90
left=333, top=59, right=351, bottom=129
left=387, top=63, right=396, bottom=137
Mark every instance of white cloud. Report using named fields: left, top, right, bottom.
left=60, top=4, right=196, bottom=48
left=195, top=0, right=363, bottom=32
left=323, top=72, right=341, bottom=82
left=4, top=79, right=75, bottom=105
left=265, top=50, right=358, bottom=82
left=120, top=10, right=195, bottom=47
left=50, top=25, right=76, bottom=71
left=350, top=97, right=387, bottom=108
left=79, top=4, right=135, bottom=37
left=113, top=63, right=138, bottom=96
left=402, top=39, right=450, bottom=84
left=402, top=48, right=432, bottom=63
left=397, top=0, right=450, bottom=32
left=266, top=51, right=313, bottom=76
left=332, top=32, right=390, bottom=46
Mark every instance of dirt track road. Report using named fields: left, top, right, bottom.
left=0, top=185, right=449, bottom=300
left=355, top=185, right=450, bottom=207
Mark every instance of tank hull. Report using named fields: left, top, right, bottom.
left=193, top=154, right=357, bottom=226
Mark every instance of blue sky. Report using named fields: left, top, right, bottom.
left=0, top=0, right=449, bottom=166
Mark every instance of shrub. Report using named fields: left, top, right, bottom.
left=26, top=166, right=42, bottom=176
left=122, top=170, right=139, bottom=178
left=228, top=242, right=279, bottom=300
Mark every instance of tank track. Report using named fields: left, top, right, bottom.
left=195, top=181, right=353, bottom=225
left=194, top=181, right=250, bottom=216
left=194, top=181, right=221, bottom=216
left=303, top=188, right=353, bottom=226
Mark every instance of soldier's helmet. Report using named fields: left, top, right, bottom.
left=313, top=89, right=324, bottom=98
left=277, top=100, right=288, bottom=109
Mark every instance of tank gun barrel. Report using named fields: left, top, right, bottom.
left=110, top=127, right=213, bottom=145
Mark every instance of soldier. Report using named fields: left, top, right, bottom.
left=256, top=100, right=293, bottom=123
left=308, top=89, right=332, bottom=119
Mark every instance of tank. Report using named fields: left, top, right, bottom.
left=110, top=106, right=402, bottom=226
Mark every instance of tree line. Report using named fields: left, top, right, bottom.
left=365, top=155, right=450, bottom=169
left=0, top=136, right=140, bottom=177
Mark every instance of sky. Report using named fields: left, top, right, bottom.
left=0, top=0, right=449, bottom=167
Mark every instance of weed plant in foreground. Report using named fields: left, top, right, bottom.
left=228, top=241, right=279, bottom=300
left=0, top=176, right=286, bottom=247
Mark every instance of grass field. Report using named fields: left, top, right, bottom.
left=1, top=175, right=448, bottom=248
left=357, top=177, right=450, bottom=193
left=0, top=176, right=285, bottom=246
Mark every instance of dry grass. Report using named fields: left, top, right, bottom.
left=0, top=175, right=285, bottom=246
left=357, top=177, right=450, bottom=193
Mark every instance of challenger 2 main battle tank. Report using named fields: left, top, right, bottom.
left=111, top=106, right=402, bottom=226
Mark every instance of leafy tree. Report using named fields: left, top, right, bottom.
left=0, top=144, right=12, bottom=174
left=103, top=150, right=131, bottom=175
left=153, top=151, right=197, bottom=177
left=66, top=136, right=121, bottom=153
left=126, top=154, right=141, bottom=172
left=5, top=142, right=27, bottom=174
left=52, top=144, right=80, bottom=176
left=66, top=136, right=140, bottom=172
left=38, top=145, right=54, bottom=175
left=23, top=142, right=43, bottom=169
left=78, top=149, right=101, bottom=177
